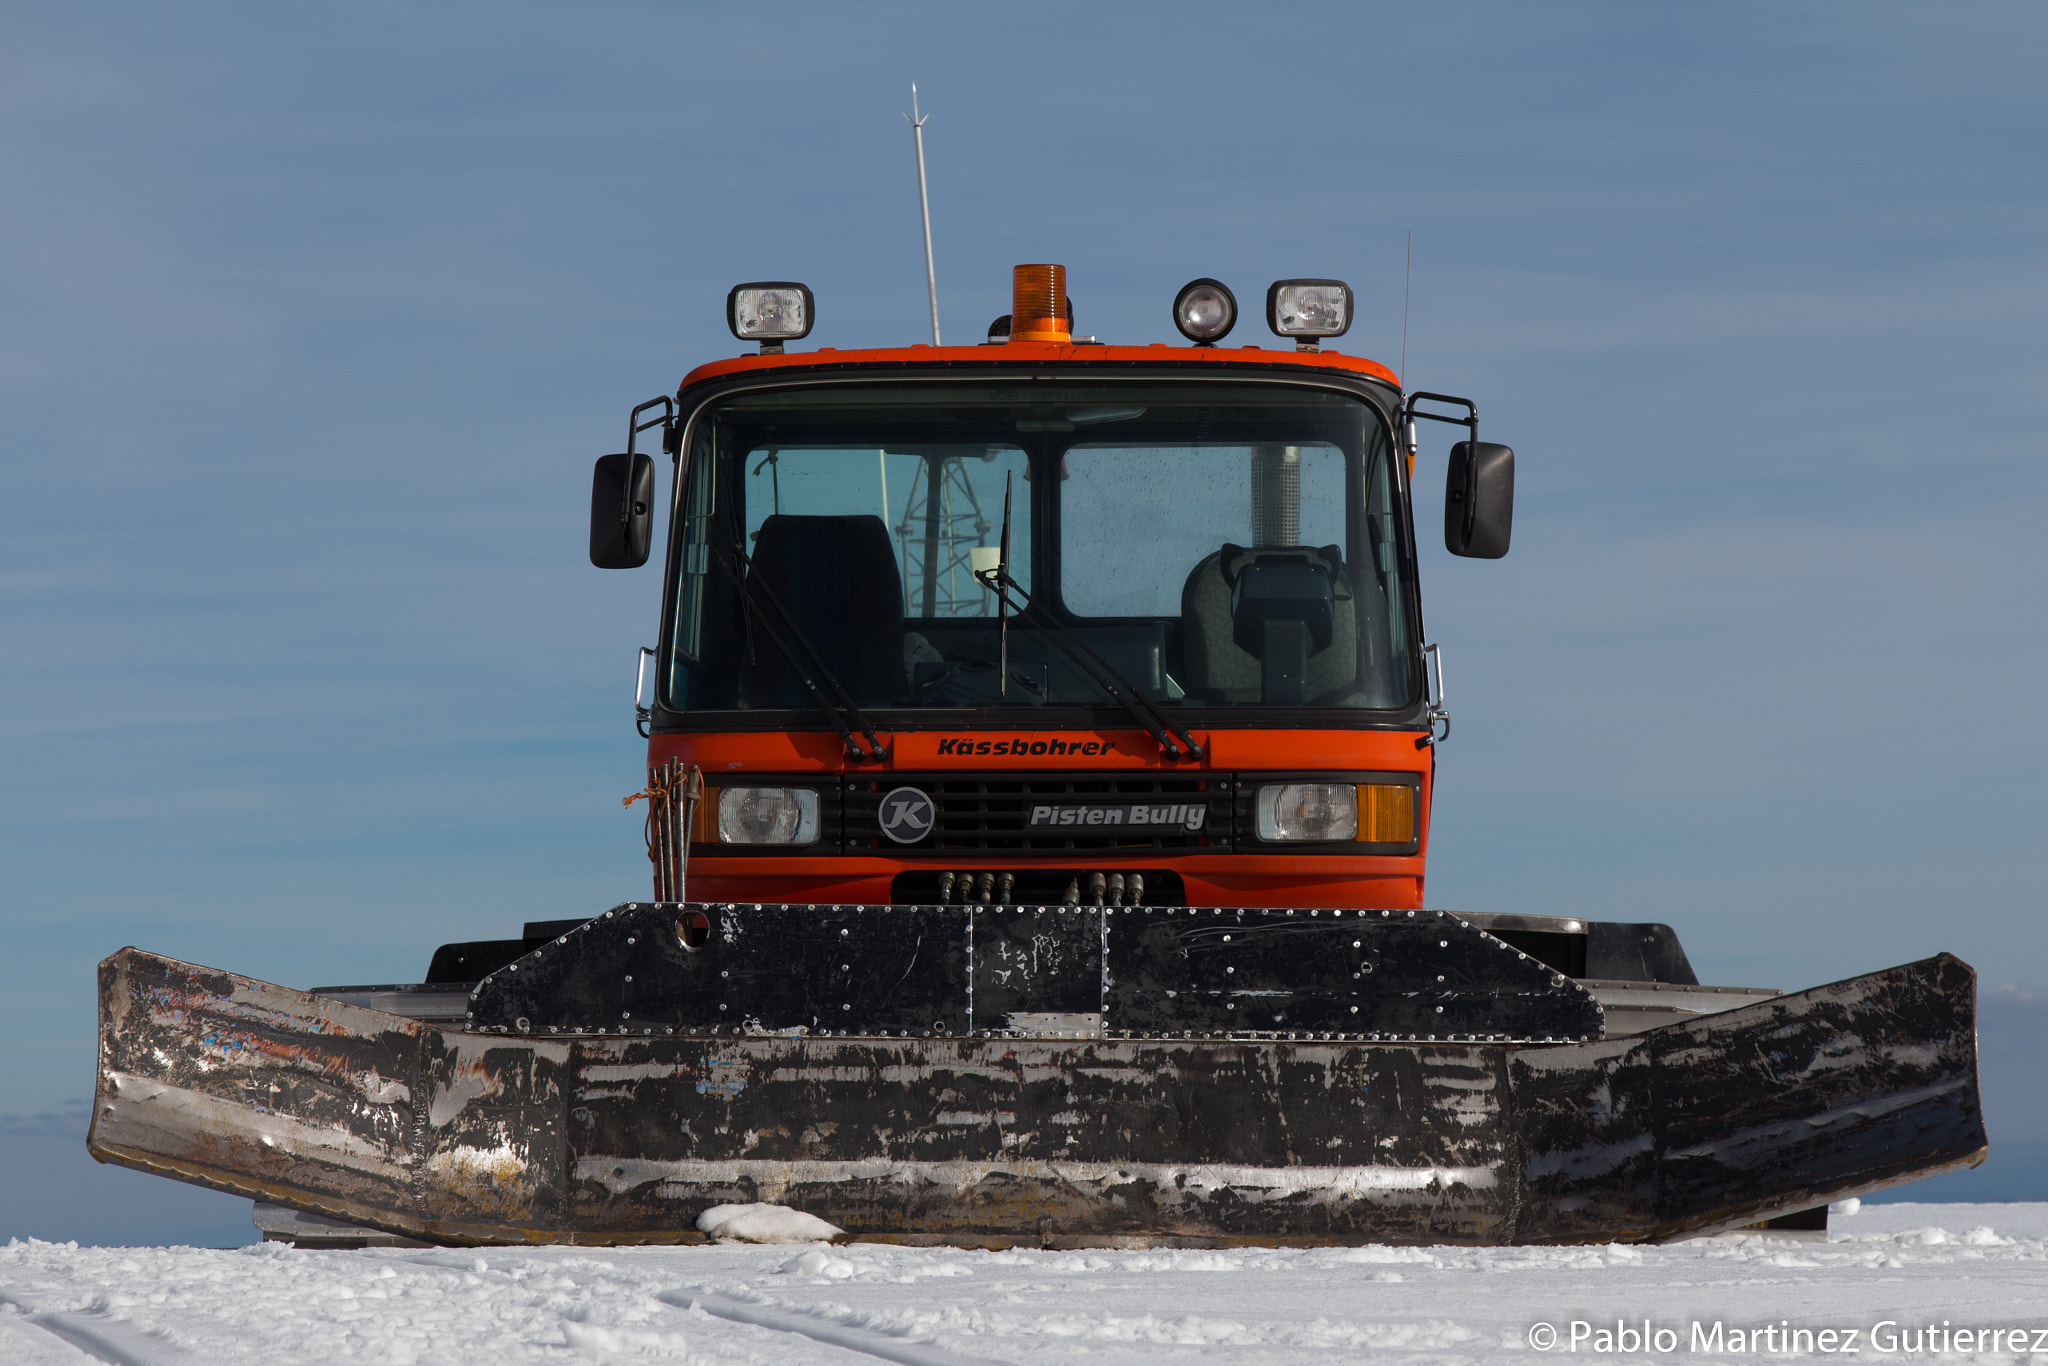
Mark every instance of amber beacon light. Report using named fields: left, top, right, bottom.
left=1009, top=264, right=1071, bottom=344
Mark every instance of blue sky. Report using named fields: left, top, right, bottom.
left=3, top=3, right=2043, bottom=1244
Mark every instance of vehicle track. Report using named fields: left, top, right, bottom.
left=0, top=1292, right=193, bottom=1366
left=663, top=1289, right=1006, bottom=1366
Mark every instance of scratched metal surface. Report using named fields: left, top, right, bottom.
left=466, top=902, right=1605, bottom=1043
left=89, top=948, right=1984, bottom=1247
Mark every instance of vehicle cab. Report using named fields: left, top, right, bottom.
left=590, top=267, right=1513, bottom=912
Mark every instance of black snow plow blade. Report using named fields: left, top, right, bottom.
left=89, top=916, right=1984, bottom=1247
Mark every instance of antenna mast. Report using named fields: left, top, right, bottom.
left=905, top=84, right=941, bottom=345
left=1401, top=229, right=1412, bottom=384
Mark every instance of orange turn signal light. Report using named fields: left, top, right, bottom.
left=1010, top=264, right=1071, bottom=344
left=1357, top=783, right=1416, bottom=844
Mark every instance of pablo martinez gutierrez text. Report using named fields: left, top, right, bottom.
left=1526, top=1318, right=2048, bottom=1355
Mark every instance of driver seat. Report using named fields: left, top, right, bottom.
left=739, top=515, right=906, bottom=707
left=1179, top=543, right=1357, bottom=703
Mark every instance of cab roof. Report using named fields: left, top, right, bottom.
left=679, top=341, right=1402, bottom=393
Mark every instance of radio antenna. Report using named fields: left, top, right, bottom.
left=905, top=84, right=941, bottom=345
left=1400, top=229, right=1412, bottom=385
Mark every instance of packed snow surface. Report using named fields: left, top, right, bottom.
left=3, top=1202, right=2046, bottom=1364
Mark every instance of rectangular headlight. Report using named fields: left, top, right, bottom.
left=714, top=787, right=820, bottom=845
left=1255, top=781, right=1418, bottom=844
left=1257, top=783, right=1358, bottom=841
left=727, top=282, right=815, bottom=340
left=1265, top=279, right=1352, bottom=338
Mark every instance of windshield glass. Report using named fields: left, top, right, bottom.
left=665, top=382, right=1413, bottom=715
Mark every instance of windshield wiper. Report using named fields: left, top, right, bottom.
left=708, top=544, right=888, bottom=764
left=977, top=474, right=1202, bottom=763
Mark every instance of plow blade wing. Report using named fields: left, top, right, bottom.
left=90, top=947, right=1984, bottom=1247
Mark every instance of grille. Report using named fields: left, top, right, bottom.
left=846, top=773, right=1232, bottom=855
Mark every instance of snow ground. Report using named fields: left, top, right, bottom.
left=2, top=1203, right=2045, bottom=1365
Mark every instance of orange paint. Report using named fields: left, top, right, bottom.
left=679, top=341, right=1401, bottom=390
left=652, top=729, right=1434, bottom=911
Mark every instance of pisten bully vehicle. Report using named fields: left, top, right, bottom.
left=89, top=264, right=1986, bottom=1248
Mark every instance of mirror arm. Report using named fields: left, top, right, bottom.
left=1405, top=391, right=1484, bottom=543
left=1403, top=391, right=1478, bottom=451
left=623, top=395, right=676, bottom=526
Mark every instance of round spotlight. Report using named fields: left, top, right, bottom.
left=1173, top=278, right=1237, bottom=344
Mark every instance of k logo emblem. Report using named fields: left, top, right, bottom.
left=877, top=787, right=936, bottom=844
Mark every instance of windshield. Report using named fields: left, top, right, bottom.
left=664, top=382, right=1414, bottom=716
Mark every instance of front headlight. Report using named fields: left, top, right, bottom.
left=1257, top=783, right=1358, bottom=841
left=1255, top=781, right=1418, bottom=844
left=716, top=787, right=820, bottom=845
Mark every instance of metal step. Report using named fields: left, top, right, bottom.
left=1582, top=979, right=1783, bottom=1036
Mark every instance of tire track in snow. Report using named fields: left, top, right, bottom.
left=663, top=1290, right=1006, bottom=1366
left=0, top=1293, right=193, bottom=1366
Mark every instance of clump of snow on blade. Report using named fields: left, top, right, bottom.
left=696, top=1202, right=845, bottom=1243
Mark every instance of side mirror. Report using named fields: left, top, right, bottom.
left=589, top=452, right=655, bottom=568
left=1445, top=441, right=1513, bottom=558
